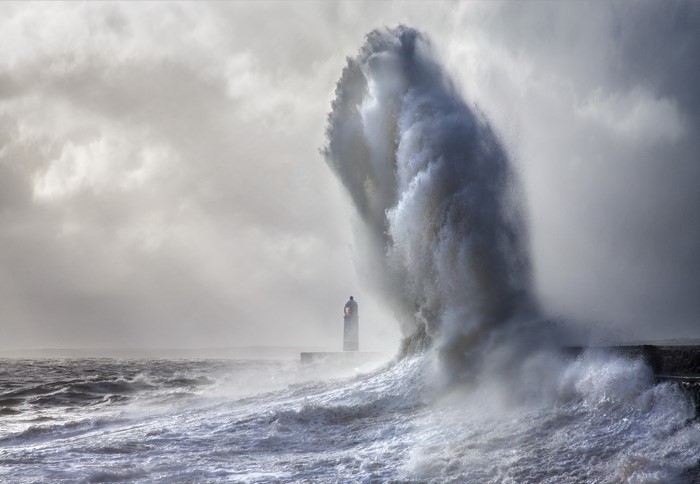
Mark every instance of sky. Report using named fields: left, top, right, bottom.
left=0, top=1, right=698, bottom=352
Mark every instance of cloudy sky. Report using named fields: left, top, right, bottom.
left=1, top=1, right=698, bottom=352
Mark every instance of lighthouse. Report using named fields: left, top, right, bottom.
left=300, top=295, right=389, bottom=364
left=343, top=296, right=359, bottom=351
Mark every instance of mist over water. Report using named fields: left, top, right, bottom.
left=325, top=27, right=535, bottom=367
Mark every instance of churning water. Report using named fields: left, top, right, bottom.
left=0, top=355, right=698, bottom=482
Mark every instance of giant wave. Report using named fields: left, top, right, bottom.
left=324, top=26, right=535, bottom=373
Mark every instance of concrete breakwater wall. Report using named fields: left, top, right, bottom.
left=300, top=351, right=392, bottom=365
left=565, top=344, right=700, bottom=412
left=566, top=345, right=700, bottom=377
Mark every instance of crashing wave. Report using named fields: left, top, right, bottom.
left=324, top=26, right=534, bottom=367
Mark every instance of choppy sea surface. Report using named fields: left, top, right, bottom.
left=0, top=354, right=699, bottom=483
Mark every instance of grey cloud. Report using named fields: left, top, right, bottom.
left=0, top=2, right=401, bottom=352
left=0, top=1, right=697, bottom=353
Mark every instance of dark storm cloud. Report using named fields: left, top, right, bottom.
left=578, top=1, right=700, bottom=337
left=458, top=0, right=700, bottom=338
left=614, top=1, right=700, bottom=124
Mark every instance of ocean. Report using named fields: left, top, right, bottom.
left=0, top=352, right=698, bottom=483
